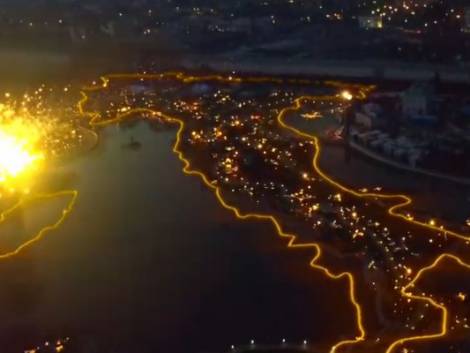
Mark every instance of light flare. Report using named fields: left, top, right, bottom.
left=0, top=118, right=44, bottom=187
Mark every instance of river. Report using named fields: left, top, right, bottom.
left=0, top=122, right=354, bottom=353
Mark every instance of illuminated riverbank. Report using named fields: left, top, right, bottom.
left=1, top=71, right=470, bottom=353
left=76, top=71, right=470, bottom=353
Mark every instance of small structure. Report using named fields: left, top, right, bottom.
left=352, top=130, right=425, bottom=168
left=464, top=7, right=470, bottom=33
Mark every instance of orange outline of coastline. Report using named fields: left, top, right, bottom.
left=0, top=190, right=77, bottom=258
left=77, top=71, right=470, bottom=353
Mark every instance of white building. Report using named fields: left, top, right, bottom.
left=401, top=82, right=436, bottom=119
left=355, top=102, right=382, bottom=128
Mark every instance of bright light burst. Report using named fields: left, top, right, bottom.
left=0, top=115, right=44, bottom=187
left=0, top=130, right=40, bottom=179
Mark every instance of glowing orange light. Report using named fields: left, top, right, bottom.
left=458, top=292, right=467, bottom=301
left=341, top=90, right=353, bottom=101
left=0, top=121, right=43, bottom=185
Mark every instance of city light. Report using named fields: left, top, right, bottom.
left=341, top=90, right=353, bottom=101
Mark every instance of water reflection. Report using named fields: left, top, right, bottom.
left=0, top=122, right=351, bottom=353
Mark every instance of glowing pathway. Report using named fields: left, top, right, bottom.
left=0, top=190, right=78, bottom=258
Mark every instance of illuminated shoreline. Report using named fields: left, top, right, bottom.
left=0, top=190, right=77, bottom=258
left=77, top=71, right=470, bottom=353
left=0, top=70, right=468, bottom=353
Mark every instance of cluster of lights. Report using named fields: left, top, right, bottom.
left=353, top=0, right=466, bottom=30
left=24, top=337, right=70, bottom=353
left=229, top=337, right=309, bottom=351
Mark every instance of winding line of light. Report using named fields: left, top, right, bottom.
left=77, top=71, right=470, bottom=353
left=0, top=190, right=78, bottom=259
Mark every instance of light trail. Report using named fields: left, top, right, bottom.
left=0, top=190, right=78, bottom=259
left=276, top=96, right=470, bottom=242
left=75, top=70, right=470, bottom=353
left=0, top=106, right=78, bottom=261
left=384, top=253, right=470, bottom=353
left=0, top=95, right=81, bottom=352
left=78, top=74, right=368, bottom=352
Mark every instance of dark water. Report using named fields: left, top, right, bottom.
left=291, top=116, right=470, bottom=224
left=0, top=123, right=355, bottom=353
left=318, top=143, right=470, bottom=224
